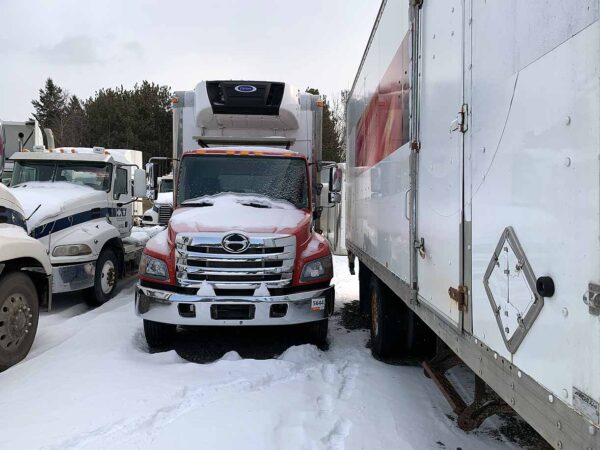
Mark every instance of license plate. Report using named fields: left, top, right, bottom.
left=311, top=297, right=326, bottom=311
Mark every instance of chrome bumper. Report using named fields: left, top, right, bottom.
left=52, top=261, right=96, bottom=294
left=135, top=284, right=335, bottom=326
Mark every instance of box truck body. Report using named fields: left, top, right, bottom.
left=341, top=1, right=600, bottom=448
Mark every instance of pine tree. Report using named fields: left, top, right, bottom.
left=31, top=78, right=69, bottom=146
left=306, top=88, right=344, bottom=162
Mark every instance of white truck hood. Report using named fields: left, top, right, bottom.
left=154, top=192, right=174, bottom=206
left=10, top=182, right=107, bottom=232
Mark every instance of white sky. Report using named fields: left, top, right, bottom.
left=0, top=0, right=380, bottom=120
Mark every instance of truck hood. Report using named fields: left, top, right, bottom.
left=168, top=193, right=311, bottom=242
left=10, top=182, right=107, bottom=231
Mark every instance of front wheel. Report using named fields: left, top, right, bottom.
left=86, top=249, right=119, bottom=307
left=144, top=320, right=176, bottom=349
left=0, top=272, right=39, bottom=371
left=306, top=319, right=328, bottom=349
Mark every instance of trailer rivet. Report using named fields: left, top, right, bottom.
left=474, top=338, right=478, bottom=344
left=517, top=370, right=522, bottom=378
left=493, top=353, right=498, bottom=360
left=548, top=394, right=554, bottom=403
left=510, top=382, right=515, bottom=389
left=564, top=157, right=571, bottom=167
left=562, top=389, right=568, bottom=399
left=589, top=425, right=596, bottom=435
left=557, top=421, right=562, bottom=430
left=557, top=441, right=563, bottom=449
left=565, top=116, right=571, bottom=125
left=510, top=398, right=515, bottom=405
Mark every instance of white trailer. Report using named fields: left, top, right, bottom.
left=1, top=120, right=44, bottom=185
left=9, top=146, right=147, bottom=306
left=0, top=121, right=52, bottom=370
left=332, top=1, right=600, bottom=448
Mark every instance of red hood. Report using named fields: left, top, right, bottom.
left=167, top=194, right=312, bottom=245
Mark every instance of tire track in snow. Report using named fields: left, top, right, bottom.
left=45, top=361, right=324, bottom=450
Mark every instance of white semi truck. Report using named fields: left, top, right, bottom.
left=9, top=146, right=147, bottom=306
left=141, top=173, right=173, bottom=226
left=0, top=121, right=52, bottom=371
left=329, top=1, right=600, bottom=448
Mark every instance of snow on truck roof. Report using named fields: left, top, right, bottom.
left=10, top=147, right=142, bottom=165
left=182, top=147, right=304, bottom=158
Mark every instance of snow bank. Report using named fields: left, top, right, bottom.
left=170, top=193, right=306, bottom=232
left=10, top=182, right=105, bottom=231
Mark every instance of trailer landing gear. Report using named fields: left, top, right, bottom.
left=422, top=339, right=514, bottom=431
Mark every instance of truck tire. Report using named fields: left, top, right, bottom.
left=359, top=262, right=371, bottom=315
left=143, top=320, right=176, bottom=349
left=369, top=277, right=403, bottom=359
left=0, top=272, right=39, bottom=371
left=87, top=249, right=119, bottom=307
left=307, top=319, right=328, bottom=349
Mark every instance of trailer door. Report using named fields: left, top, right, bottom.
left=415, top=0, right=465, bottom=328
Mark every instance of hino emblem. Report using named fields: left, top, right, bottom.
left=222, top=233, right=250, bottom=253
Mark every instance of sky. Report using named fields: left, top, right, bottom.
left=0, top=0, right=381, bottom=120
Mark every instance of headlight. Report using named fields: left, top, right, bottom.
left=300, top=255, right=333, bottom=282
left=52, top=244, right=92, bottom=257
left=139, top=253, right=169, bottom=281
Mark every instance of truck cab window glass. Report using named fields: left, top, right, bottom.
left=159, top=179, right=173, bottom=193
left=176, top=156, right=309, bottom=209
left=113, top=167, right=128, bottom=199
left=0, top=206, right=27, bottom=231
left=12, top=161, right=112, bottom=192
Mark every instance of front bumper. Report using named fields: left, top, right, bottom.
left=52, top=261, right=96, bottom=294
left=135, top=283, right=335, bottom=326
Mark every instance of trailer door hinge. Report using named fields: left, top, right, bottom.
left=449, top=285, right=468, bottom=311
left=410, top=140, right=421, bottom=153
left=414, top=237, right=426, bottom=258
left=450, top=104, right=468, bottom=133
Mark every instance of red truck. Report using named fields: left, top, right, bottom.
left=135, top=81, right=335, bottom=348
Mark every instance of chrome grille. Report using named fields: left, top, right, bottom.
left=175, top=233, right=295, bottom=290
left=158, top=205, right=173, bottom=225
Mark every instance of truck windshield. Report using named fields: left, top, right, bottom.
left=12, top=160, right=112, bottom=191
left=177, top=155, right=309, bottom=209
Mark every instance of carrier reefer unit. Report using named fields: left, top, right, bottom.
left=335, top=1, right=600, bottom=448
left=136, top=80, right=333, bottom=348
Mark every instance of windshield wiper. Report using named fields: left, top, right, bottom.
left=241, top=202, right=270, bottom=209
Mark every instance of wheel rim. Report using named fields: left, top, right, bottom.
left=100, top=259, right=116, bottom=295
left=0, top=293, right=33, bottom=352
left=371, top=288, right=379, bottom=337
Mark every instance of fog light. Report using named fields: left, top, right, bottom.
left=270, top=304, right=288, bottom=318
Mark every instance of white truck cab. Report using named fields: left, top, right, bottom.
left=142, top=173, right=173, bottom=226
left=9, top=146, right=146, bottom=306
left=0, top=121, right=52, bottom=371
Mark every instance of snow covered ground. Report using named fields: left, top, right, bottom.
left=0, top=257, right=529, bottom=450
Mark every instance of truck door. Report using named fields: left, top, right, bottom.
left=415, top=0, right=466, bottom=328
left=112, top=166, right=133, bottom=236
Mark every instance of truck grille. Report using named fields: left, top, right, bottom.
left=158, top=205, right=173, bottom=225
left=175, top=233, right=295, bottom=291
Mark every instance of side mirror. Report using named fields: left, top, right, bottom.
left=145, top=162, right=158, bottom=200
left=328, top=166, right=342, bottom=193
left=133, top=168, right=147, bottom=198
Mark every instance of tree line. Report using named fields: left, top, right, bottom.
left=31, top=78, right=345, bottom=162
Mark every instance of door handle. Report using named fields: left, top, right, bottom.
left=404, top=188, right=411, bottom=221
